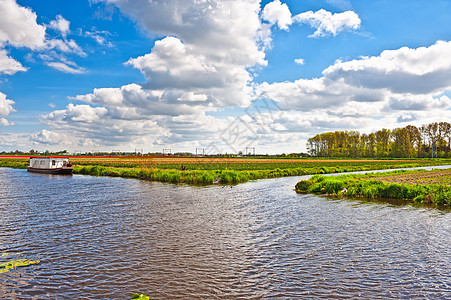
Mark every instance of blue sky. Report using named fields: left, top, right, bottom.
left=0, top=0, right=450, bottom=154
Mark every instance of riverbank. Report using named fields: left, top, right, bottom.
left=295, top=168, right=451, bottom=206
left=1, top=157, right=450, bottom=185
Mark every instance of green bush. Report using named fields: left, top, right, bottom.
left=295, top=180, right=311, bottom=193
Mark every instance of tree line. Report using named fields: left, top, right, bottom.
left=307, top=122, right=451, bottom=158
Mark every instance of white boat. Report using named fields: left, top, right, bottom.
left=27, top=157, right=73, bottom=174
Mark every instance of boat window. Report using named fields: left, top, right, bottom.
left=52, top=160, right=56, bottom=165
left=40, top=160, right=45, bottom=165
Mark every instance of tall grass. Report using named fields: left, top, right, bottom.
left=72, top=162, right=449, bottom=185
left=295, top=170, right=451, bottom=206
left=0, top=159, right=28, bottom=169
left=0, top=157, right=449, bottom=190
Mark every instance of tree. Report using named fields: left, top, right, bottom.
left=375, top=128, right=391, bottom=157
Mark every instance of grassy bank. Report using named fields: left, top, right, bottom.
left=1, top=156, right=450, bottom=186
left=0, top=158, right=28, bottom=169
left=295, top=169, right=451, bottom=206
left=67, top=159, right=451, bottom=185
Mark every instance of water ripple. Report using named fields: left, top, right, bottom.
left=0, top=168, right=450, bottom=299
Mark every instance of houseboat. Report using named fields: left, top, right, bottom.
left=27, top=157, right=73, bottom=174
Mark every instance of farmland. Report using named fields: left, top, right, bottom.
left=372, top=169, right=451, bottom=186
left=68, top=157, right=446, bottom=171
left=0, top=155, right=450, bottom=185
left=295, top=168, right=451, bottom=206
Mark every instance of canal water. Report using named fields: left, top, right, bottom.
left=0, top=167, right=450, bottom=299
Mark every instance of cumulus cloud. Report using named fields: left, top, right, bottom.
left=324, top=40, right=451, bottom=94
left=0, top=0, right=46, bottom=49
left=0, top=92, right=15, bottom=127
left=0, top=1, right=88, bottom=76
left=49, top=15, right=70, bottom=37
left=260, top=41, right=451, bottom=112
left=127, top=36, right=223, bottom=90
left=388, top=94, right=451, bottom=111
left=0, top=92, right=15, bottom=116
left=72, top=83, right=203, bottom=116
left=0, top=118, right=14, bottom=126
left=293, top=9, right=361, bottom=37
left=261, top=0, right=292, bottom=31
left=257, top=77, right=383, bottom=111
left=256, top=40, right=451, bottom=148
left=0, top=49, right=27, bottom=75
left=37, top=1, right=450, bottom=153
left=32, top=129, right=63, bottom=145
left=41, top=102, right=170, bottom=147
left=38, top=0, right=273, bottom=149
left=0, top=0, right=45, bottom=76
left=100, top=0, right=266, bottom=108
left=45, top=103, right=108, bottom=123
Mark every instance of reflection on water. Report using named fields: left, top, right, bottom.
left=0, top=168, right=450, bottom=299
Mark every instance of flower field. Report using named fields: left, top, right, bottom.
left=0, top=156, right=450, bottom=186
left=69, top=157, right=447, bottom=171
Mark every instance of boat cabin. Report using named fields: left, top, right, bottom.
left=29, top=157, right=71, bottom=169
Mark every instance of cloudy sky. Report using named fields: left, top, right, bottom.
left=0, top=0, right=450, bottom=154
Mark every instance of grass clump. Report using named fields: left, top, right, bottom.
left=295, top=168, right=451, bottom=206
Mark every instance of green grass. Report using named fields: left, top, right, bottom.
left=72, top=161, right=450, bottom=185
left=295, top=169, right=451, bottom=206
left=1, top=157, right=450, bottom=186
left=70, top=158, right=450, bottom=171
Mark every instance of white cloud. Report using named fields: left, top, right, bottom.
left=0, top=92, right=15, bottom=127
left=0, top=1, right=88, bottom=76
left=83, top=28, right=114, bottom=47
left=256, top=40, right=451, bottom=150
left=32, top=129, right=63, bottom=145
left=257, top=77, right=381, bottom=111
left=323, top=40, right=451, bottom=94
left=261, top=0, right=292, bottom=31
left=387, top=94, right=451, bottom=111
left=294, top=58, right=304, bottom=65
left=0, top=117, right=14, bottom=126
left=39, top=0, right=272, bottom=149
left=46, top=38, right=86, bottom=57
left=293, top=9, right=361, bottom=37
left=0, top=49, right=27, bottom=75
left=35, top=1, right=450, bottom=153
left=100, top=0, right=267, bottom=108
left=41, top=102, right=170, bottom=147
left=49, top=15, right=70, bottom=37
left=0, top=0, right=46, bottom=49
left=46, top=62, right=86, bottom=74
left=260, top=41, right=451, bottom=113
left=46, top=103, right=108, bottom=123
left=0, top=92, right=15, bottom=116
left=72, top=83, right=206, bottom=116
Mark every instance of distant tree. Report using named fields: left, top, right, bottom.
left=375, top=128, right=391, bottom=157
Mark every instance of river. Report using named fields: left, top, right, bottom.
left=1, top=167, right=450, bottom=299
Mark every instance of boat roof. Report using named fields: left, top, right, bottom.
left=30, top=157, right=69, bottom=160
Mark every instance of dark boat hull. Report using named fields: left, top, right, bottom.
left=27, top=166, right=73, bottom=175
